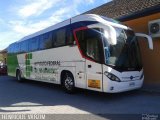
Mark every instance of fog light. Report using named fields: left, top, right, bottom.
left=110, top=86, right=114, bottom=91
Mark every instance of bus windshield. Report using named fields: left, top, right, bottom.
left=103, top=27, right=142, bottom=71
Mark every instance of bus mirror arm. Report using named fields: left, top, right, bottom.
left=135, top=33, right=153, bottom=50
left=108, top=26, right=117, bottom=45
left=103, top=24, right=117, bottom=45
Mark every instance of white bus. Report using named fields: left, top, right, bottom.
left=7, top=14, right=153, bottom=93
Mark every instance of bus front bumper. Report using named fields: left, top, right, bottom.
left=103, top=79, right=144, bottom=93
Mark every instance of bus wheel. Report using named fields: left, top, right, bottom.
left=16, top=70, right=23, bottom=82
left=62, top=72, right=75, bottom=93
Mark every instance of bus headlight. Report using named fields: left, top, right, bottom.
left=104, top=72, right=121, bottom=82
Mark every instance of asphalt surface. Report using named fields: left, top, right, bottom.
left=0, top=75, right=160, bottom=120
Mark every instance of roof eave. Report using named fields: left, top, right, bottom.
left=117, top=5, right=160, bottom=22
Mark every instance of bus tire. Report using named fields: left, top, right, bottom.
left=16, top=70, right=23, bottom=82
left=62, top=72, right=75, bottom=93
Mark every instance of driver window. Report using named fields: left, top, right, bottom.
left=76, top=28, right=102, bottom=62
left=86, top=38, right=100, bottom=61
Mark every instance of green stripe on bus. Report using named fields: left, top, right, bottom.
left=7, top=54, right=19, bottom=77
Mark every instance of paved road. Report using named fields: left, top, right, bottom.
left=0, top=76, right=160, bottom=119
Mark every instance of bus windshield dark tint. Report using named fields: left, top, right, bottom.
left=104, top=28, right=142, bottom=71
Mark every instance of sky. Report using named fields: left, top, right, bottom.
left=0, top=0, right=112, bottom=50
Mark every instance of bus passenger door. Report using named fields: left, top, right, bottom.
left=85, top=32, right=103, bottom=92
left=73, top=26, right=103, bottom=91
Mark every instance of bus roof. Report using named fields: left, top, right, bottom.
left=14, top=14, right=128, bottom=44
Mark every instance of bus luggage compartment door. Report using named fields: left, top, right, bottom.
left=86, top=60, right=103, bottom=92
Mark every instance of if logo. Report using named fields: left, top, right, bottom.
left=25, top=53, right=32, bottom=77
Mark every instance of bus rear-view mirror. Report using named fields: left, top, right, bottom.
left=135, top=33, right=153, bottom=50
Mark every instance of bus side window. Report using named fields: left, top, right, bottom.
left=20, top=41, right=28, bottom=53
left=14, top=43, right=20, bottom=53
left=66, top=26, right=74, bottom=45
left=39, top=35, right=44, bottom=50
left=44, top=32, right=53, bottom=49
left=9, top=44, right=14, bottom=54
left=28, top=37, right=39, bottom=52
left=76, top=29, right=86, bottom=54
left=39, top=32, right=53, bottom=50
left=9, top=44, right=14, bottom=53
left=54, top=28, right=66, bottom=47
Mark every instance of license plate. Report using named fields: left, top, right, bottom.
left=88, top=79, right=101, bottom=89
left=129, top=82, right=135, bottom=87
